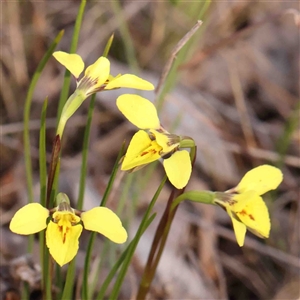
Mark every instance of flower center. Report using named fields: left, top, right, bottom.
left=53, top=212, right=80, bottom=244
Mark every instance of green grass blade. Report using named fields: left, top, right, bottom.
left=110, top=0, right=139, bottom=73
left=77, top=95, right=96, bottom=211
left=39, top=98, right=48, bottom=207
left=109, top=176, right=167, bottom=299
left=61, top=260, right=76, bottom=300
left=38, top=98, right=52, bottom=298
left=56, top=0, right=87, bottom=123
left=23, top=30, right=64, bottom=206
left=81, top=145, right=126, bottom=299
left=103, top=34, right=115, bottom=58
left=96, top=213, right=157, bottom=300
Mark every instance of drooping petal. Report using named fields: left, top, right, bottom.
left=163, top=150, right=192, bottom=189
left=81, top=207, right=127, bottom=244
left=53, top=51, right=84, bottom=78
left=9, top=203, right=49, bottom=235
left=84, top=56, right=110, bottom=88
left=105, top=74, right=154, bottom=90
left=237, top=165, right=283, bottom=195
left=227, top=208, right=247, bottom=247
left=235, top=194, right=270, bottom=239
left=116, top=94, right=160, bottom=129
left=46, top=221, right=83, bottom=267
left=121, top=130, right=162, bottom=170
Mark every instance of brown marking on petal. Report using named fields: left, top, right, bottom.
left=141, top=149, right=157, bottom=157
left=238, top=210, right=255, bottom=221
left=58, top=226, right=69, bottom=244
left=249, top=214, right=255, bottom=220
left=239, top=209, right=247, bottom=216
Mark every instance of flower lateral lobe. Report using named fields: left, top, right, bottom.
left=81, top=207, right=127, bottom=244
left=121, top=130, right=162, bottom=171
left=9, top=203, right=49, bottom=235
left=163, top=150, right=192, bottom=189
left=80, top=56, right=110, bottom=95
left=105, top=74, right=154, bottom=90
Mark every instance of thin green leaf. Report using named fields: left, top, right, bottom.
left=103, top=34, right=114, bottom=58
left=61, top=260, right=76, bottom=300
left=23, top=29, right=64, bottom=207
left=109, top=177, right=167, bottom=299
left=56, top=0, right=86, bottom=123
left=82, top=144, right=126, bottom=299
left=96, top=213, right=156, bottom=300
left=111, top=0, right=139, bottom=73
left=77, top=95, right=96, bottom=211
left=39, top=98, right=48, bottom=207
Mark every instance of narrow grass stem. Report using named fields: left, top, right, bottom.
left=77, top=95, right=96, bottom=211
left=56, top=0, right=86, bottom=123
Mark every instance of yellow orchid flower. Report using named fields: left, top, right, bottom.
left=214, top=165, right=283, bottom=247
left=53, top=51, right=154, bottom=96
left=9, top=193, right=127, bottom=267
left=116, top=94, right=193, bottom=189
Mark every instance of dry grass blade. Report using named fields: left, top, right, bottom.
left=155, top=20, right=203, bottom=95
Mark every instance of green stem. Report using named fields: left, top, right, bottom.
left=61, top=260, right=76, bottom=300
left=96, top=214, right=156, bottom=300
left=81, top=145, right=126, bottom=299
left=137, top=146, right=197, bottom=299
left=77, top=95, right=96, bottom=211
left=23, top=30, right=63, bottom=208
left=108, top=177, right=167, bottom=299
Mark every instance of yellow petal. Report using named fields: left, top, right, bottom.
left=84, top=56, right=110, bottom=88
left=163, top=150, right=191, bottom=189
left=105, top=74, right=154, bottom=90
left=152, top=130, right=179, bottom=154
left=53, top=51, right=84, bottom=78
left=46, top=221, right=83, bottom=267
left=235, top=194, right=270, bottom=239
left=122, top=130, right=162, bottom=170
left=9, top=203, right=49, bottom=235
left=237, top=165, right=283, bottom=195
left=116, top=94, right=160, bottom=129
left=227, top=208, right=247, bottom=247
left=81, top=207, right=127, bottom=244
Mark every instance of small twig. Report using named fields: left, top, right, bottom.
left=225, top=54, right=257, bottom=149
left=155, top=20, right=203, bottom=95
left=181, top=9, right=300, bottom=70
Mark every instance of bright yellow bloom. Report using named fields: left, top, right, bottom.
left=9, top=193, right=127, bottom=267
left=214, top=165, right=283, bottom=246
left=117, top=94, right=192, bottom=189
left=53, top=51, right=154, bottom=96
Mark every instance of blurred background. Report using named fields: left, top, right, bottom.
left=1, top=1, right=299, bottom=299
